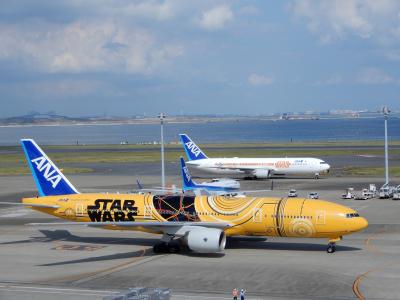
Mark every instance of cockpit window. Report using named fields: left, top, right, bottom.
left=320, top=161, right=328, bottom=164
left=346, top=213, right=360, bottom=218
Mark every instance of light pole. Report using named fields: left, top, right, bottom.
left=383, top=106, right=390, bottom=185
left=158, top=113, right=166, bottom=190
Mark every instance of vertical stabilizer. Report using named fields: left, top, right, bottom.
left=180, top=157, right=196, bottom=190
left=179, top=134, right=208, bottom=161
left=21, top=139, right=79, bottom=196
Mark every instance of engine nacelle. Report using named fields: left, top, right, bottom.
left=252, top=169, right=270, bottom=178
left=186, top=228, right=226, bottom=253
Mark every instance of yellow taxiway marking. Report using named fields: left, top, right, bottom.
left=35, top=246, right=150, bottom=284
left=364, top=231, right=384, bottom=255
left=353, top=268, right=373, bottom=300
left=352, top=230, right=387, bottom=300
left=353, top=263, right=398, bottom=300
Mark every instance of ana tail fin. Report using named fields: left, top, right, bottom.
left=21, top=139, right=79, bottom=196
left=136, top=178, right=144, bottom=190
left=179, top=134, right=208, bottom=161
left=180, top=157, right=196, bottom=190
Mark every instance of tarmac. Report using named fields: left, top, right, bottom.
left=1, top=169, right=400, bottom=299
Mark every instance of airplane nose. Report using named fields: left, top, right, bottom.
left=355, top=217, right=368, bottom=231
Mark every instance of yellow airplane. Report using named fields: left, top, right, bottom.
left=6, top=139, right=368, bottom=254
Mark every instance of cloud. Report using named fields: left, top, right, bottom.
left=248, top=73, right=274, bottom=86
left=109, top=1, right=175, bottom=21
left=238, top=5, right=261, bottom=16
left=197, top=5, right=234, bottom=31
left=0, top=20, right=184, bottom=74
left=314, top=76, right=343, bottom=86
left=288, top=0, right=400, bottom=43
left=356, top=68, right=395, bottom=84
left=385, top=50, right=400, bottom=61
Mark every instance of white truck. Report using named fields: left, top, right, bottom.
left=393, top=185, right=400, bottom=200
left=379, top=184, right=395, bottom=199
left=342, top=188, right=354, bottom=199
left=355, top=189, right=374, bottom=200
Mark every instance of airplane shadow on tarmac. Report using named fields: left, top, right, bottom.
left=226, top=238, right=361, bottom=252
left=1, top=230, right=361, bottom=265
left=2, top=229, right=362, bottom=253
left=0, top=229, right=159, bottom=247
left=39, top=248, right=155, bottom=267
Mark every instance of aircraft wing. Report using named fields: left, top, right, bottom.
left=0, top=202, right=60, bottom=209
left=239, top=189, right=272, bottom=193
left=135, top=179, right=181, bottom=194
left=28, top=221, right=232, bottom=236
left=238, top=167, right=276, bottom=172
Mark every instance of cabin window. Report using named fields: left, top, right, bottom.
left=346, top=213, right=360, bottom=218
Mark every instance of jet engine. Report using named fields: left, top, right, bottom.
left=186, top=227, right=226, bottom=253
left=252, top=169, right=270, bottom=178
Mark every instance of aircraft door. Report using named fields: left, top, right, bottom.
left=316, top=210, right=326, bottom=225
left=253, top=208, right=262, bottom=223
left=252, top=204, right=276, bottom=236
left=76, top=203, right=84, bottom=217
left=144, top=205, right=152, bottom=219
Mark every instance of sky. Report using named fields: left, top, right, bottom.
left=0, top=0, right=400, bottom=117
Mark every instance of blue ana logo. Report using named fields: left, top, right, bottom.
left=183, top=166, right=191, bottom=182
left=185, top=141, right=201, bottom=157
left=31, top=156, right=62, bottom=188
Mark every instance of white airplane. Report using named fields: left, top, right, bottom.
left=179, top=134, right=330, bottom=179
left=180, top=157, right=240, bottom=195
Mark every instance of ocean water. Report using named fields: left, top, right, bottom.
left=0, top=118, right=399, bottom=146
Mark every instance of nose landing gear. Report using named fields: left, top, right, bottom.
left=326, top=243, right=336, bottom=253
left=326, top=237, right=342, bottom=253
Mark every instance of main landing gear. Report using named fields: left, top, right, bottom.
left=153, top=241, right=182, bottom=253
left=153, top=234, right=185, bottom=254
left=326, top=237, right=341, bottom=254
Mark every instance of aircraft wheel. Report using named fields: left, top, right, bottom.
left=167, top=243, right=181, bottom=253
left=153, top=242, right=169, bottom=253
left=326, top=244, right=336, bottom=254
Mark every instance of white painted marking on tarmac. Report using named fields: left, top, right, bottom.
left=0, top=208, right=30, bottom=218
left=173, top=294, right=232, bottom=299
left=0, top=210, right=28, bottom=218
left=0, top=285, right=118, bottom=296
left=0, top=288, right=111, bottom=297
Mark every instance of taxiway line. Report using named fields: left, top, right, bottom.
left=353, top=230, right=388, bottom=299
left=33, top=246, right=151, bottom=285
